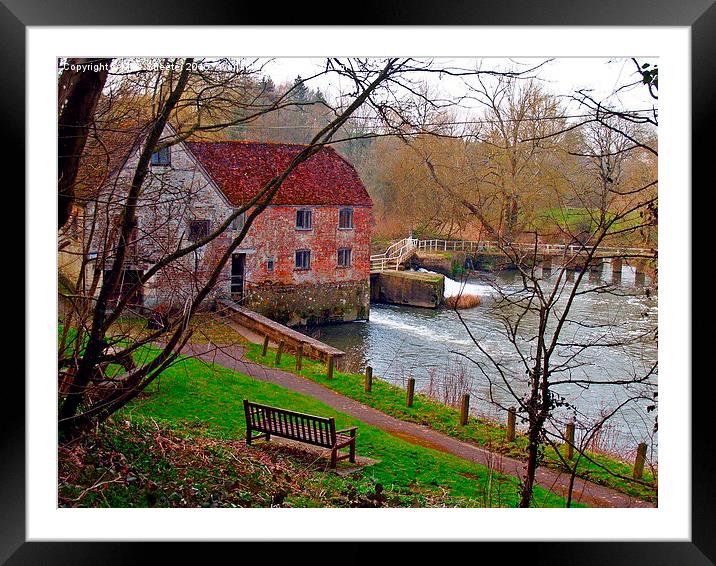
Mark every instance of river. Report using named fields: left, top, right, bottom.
left=303, top=265, right=658, bottom=457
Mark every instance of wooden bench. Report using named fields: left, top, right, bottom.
left=243, top=400, right=357, bottom=468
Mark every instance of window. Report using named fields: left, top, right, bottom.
left=296, top=209, right=312, bottom=230
left=231, top=212, right=246, bottom=231
left=338, top=207, right=354, bottom=229
left=267, top=258, right=275, bottom=272
left=150, top=145, right=171, bottom=166
left=337, top=248, right=352, bottom=267
left=188, top=219, right=210, bottom=242
left=295, top=250, right=311, bottom=270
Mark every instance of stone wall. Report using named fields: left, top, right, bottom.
left=370, top=271, right=444, bottom=308
left=242, top=280, right=370, bottom=327
left=218, top=300, right=344, bottom=362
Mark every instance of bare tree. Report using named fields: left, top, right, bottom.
left=58, top=57, right=410, bottom=439
left=408, top=67, right=658, bottom=507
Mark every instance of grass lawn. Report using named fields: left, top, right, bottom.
left=59, top=317, right=655, bottom=504
left=243, top=342, right=657, bottom=503
left=116, top=352, right=571, bottom=508
left=527, top=207, right=651, bottom=245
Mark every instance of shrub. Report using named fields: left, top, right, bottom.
left=444, top=294, right=481, bottom=309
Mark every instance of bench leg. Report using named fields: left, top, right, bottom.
left=330, top=448, right=338, bottom=469
left=349, top=438, right=356, bottom=463
left=246, top=427, right=252, bottom=446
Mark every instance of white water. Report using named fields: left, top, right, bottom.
left=417, top=268, right=493, bottom=298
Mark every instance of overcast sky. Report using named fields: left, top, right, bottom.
left=262, top=57, right=658, bottom=116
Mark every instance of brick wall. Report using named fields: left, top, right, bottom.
left=86, top=128, right=373, bottom=325
left=237, top=205, right=371, bottom=289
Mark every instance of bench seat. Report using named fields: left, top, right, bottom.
left=243, top=399, right=357, bottom=468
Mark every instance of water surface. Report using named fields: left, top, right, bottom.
left=304, top=264, right=658, bottom=456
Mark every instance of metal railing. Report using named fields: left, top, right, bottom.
left=371, top=237, right=654, bottom=272
left=414, top=239, right=654, bottom=258
left=370, top=236, right=417, bottom=272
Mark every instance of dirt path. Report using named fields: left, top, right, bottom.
left=180, top=342, right=654, bottom=508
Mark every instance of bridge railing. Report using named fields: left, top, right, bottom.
left=370, top=236, right=417, bottom=272
left=372, top=238, right=654, bottom=271
left=414, top=239, right=654, bottom=258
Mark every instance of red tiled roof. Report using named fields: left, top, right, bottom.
left=185, top=141, right=372, bottom=207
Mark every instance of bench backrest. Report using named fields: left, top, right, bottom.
left=243, top=400, right=337, bottom=448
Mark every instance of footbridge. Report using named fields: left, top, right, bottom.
left=370, top=237, right=655, bottom=273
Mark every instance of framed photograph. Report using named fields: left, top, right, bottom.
left=9, top=0, right=710, bottom=562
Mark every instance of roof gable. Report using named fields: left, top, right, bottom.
left=184, top=141, right=372, bottom=207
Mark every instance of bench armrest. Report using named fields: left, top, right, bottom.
left=336, top=426, right=358, bottom=435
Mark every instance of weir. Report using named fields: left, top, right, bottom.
left=370, top=270, right=445, bottom=309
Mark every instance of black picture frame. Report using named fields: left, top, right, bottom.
left=8, top=1, right=709, bottom=562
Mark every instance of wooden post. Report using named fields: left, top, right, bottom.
left=406, top=378, right=415, bottom=407
left=261, top=335, right=269, bottom=357
left=459, top=393, right=470, bottom=426
left=633, top=442, right=648, bottom=479
left=507, top=407, right=516, bottom=442
left=565, top=421, right=575, bottom=460
left=275, top=340, right=284, bottom=365
left=364, top=366, right=373, bottom=392
left=295, top=342, right=303, bottom=371
left=326, top=354, right=334, bottom=380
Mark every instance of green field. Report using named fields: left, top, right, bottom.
left=526, top=207, right=653, bottom=244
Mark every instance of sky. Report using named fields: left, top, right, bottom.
left=261, top=57, right=658, bottom=117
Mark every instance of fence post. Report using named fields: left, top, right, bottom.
left=295, top=342, right=303, bottom=371
left=406, top=378, right=415, bottom=407
left=565, top=421, right=575, bottom=460
left=633, top=442, right=648, bottom=479
left=459, top=393, right=470, bottom=426
left=275, top=340, right=284, bottom=365
left=261, top=335, right=269, bottom=357
left=365, top=366, right=373, bottom=392
left=507, top=407, right=516, bottom=442
left=326, top=354, right=334, bottom=380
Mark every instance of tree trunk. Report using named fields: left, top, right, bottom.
left=519, top=418, right=541, bottom=507
left=58, top=58, right=111, bottom=229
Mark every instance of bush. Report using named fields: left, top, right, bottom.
left=444, top=294, right=481, bottom=309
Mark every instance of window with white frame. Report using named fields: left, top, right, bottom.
left=338, top=207, right=353, bottom=229
left=296, top=209, right=312, bottom=230
left=295, top=249, right=311, bottom=270
left=337, top=248, right=352, bottom=267
left=150, top=145, right=171, bottom=166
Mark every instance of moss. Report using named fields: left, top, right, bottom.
left=381, top=270, right=443, bottom=284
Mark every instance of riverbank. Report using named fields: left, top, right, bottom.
left=82, top=315, right=656, bottom=504
left=241, top=339, right=657, bottom=504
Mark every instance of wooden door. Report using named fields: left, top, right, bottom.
left=231, top=253, right=246, bottom=300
